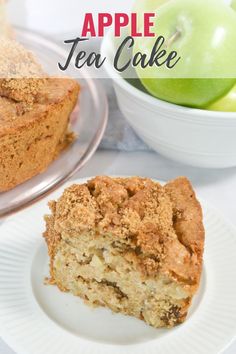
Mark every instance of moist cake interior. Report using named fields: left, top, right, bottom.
left=53, top=232, right=191, bottom=328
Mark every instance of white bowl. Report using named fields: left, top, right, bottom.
left=101, top=31, right=236, bottom=168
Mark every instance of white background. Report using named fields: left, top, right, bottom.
left=1, top=1, right=236, bottom=353
left=8, top=0, right=133, bottom=35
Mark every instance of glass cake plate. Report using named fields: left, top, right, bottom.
left=0, top=28, right=108, bottom=218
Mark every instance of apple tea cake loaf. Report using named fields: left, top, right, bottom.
left=0, top=39, right=80, bottom=191
left=44, top=176, right=204, bottom=328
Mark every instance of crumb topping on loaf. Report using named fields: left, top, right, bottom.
left=44, top=176, right=204, bottom=288
left=0, top=39, right=46, bottom=105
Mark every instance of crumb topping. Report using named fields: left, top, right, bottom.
left=0, top=78, right=79, bottom=129
left=0, top=39, right=46, bottom=105
left=44, top=176, right=204, bottom=286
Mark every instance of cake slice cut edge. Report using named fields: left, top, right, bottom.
left=43, top=176, right=205, bottom=328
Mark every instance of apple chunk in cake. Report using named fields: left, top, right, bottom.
left=44, top=176, right=204, bottom=328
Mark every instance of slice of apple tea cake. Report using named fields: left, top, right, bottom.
left=43, top=176, right=204, bottom=328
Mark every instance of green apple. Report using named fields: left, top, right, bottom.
left=232, top=0, right=236, bottom=10
left=208, top=85, right=236, bottom=111
left=207, top=0, right=236, bottom=112
left=134, top=0, right=236, bottom=108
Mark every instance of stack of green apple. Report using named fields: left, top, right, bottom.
left=133, top=0, right=236, bottom=111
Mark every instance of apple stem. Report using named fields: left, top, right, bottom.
left=165, top=29, right=181, bottom=48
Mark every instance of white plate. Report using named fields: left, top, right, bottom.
left=0, top=178, right=236, bottom=354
